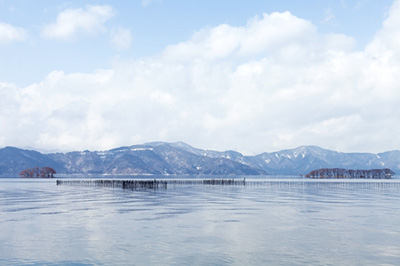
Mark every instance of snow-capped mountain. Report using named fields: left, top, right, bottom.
left=247, top=146, right=397, bottom=175
left=0, top=142, right=398, bottom=176
left=0, top=142, right=265, bottom=176
left=175, top=144, right=400, bottom=175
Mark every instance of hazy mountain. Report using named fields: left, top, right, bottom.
left=0, top=142, right=399, bottom=176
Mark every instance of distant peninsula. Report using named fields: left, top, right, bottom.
left=305, top=168, right=395, bottom=179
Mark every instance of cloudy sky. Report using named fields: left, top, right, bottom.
left=0, top=0, right=399, bottom=154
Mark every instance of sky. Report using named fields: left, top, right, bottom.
left=0, top=0, right=399, bottom=154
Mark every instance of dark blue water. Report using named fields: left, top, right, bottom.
left=1, top=178, right=399, bottom=265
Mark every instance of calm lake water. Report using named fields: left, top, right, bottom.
left=1, top=177, right=400, bottom=266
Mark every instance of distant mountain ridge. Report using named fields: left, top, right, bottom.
left=0, top=142, right=398, bottom=176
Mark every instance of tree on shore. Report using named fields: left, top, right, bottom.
left=19, top=167, right=56, bottom=178
left=305, top=168, right=394, bottom=179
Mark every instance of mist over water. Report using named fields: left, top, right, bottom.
left=1, top=178, right=399, bottom=265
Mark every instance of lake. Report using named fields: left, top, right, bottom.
left=1, top=177, right=400, bottom=266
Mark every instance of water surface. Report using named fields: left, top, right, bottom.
left=1, top=178, right=399, bottom=265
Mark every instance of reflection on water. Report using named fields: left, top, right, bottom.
left=0, top=178, right=400, bottom=265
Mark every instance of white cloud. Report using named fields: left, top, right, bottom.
left=0, top=22, right=27, bottom=44
left=355, top=0, right=369, bottom=10
left=142, top=0, right=152, bottom=6
left=323, top=8, right=336, bottom=24
left=3, top=1, right=400, bottom=153
left=163, top=11, right=315, bottom=61
left=42, top=5, right=115, bottom=40
left=141, top=0, right=163, bottom=7
left=110, top=26, right=132, bottom=50
left=366, top=0, right=400, bottom=60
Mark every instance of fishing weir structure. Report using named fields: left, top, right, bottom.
left=56, top=178, right=246, bottom=190
left=56, top=178, right=400, bottom=191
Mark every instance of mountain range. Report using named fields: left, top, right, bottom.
left=0, top=142, right=399, bottom=177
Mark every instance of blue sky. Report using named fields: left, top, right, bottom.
left=1, top=0, right=399, bottom=154
left=0, top=0, right=393, bottom=85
